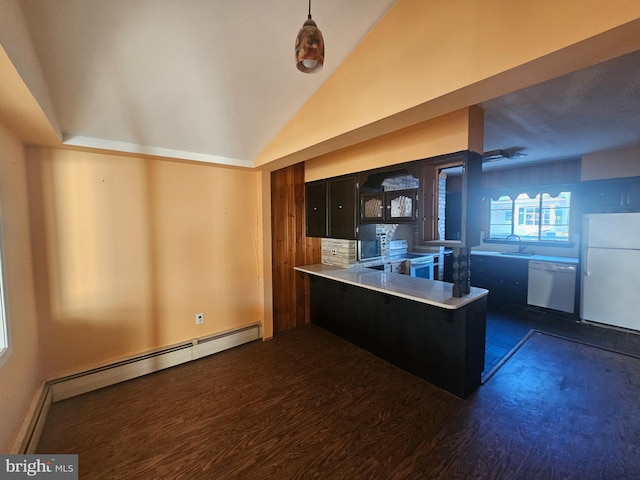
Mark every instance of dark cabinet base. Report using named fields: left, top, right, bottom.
left=470, top=254, right=529, bottom=307
left=308, top=276, right=487, bottom=399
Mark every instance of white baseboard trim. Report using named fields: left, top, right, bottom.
left=49, top=322, right=262, bottom=402
left=50, top=344, right=194, bottom=402
left=12, top=383, right=53, bottom=454
left=194, top=323, right=262, bottom=358
left=14, top=324, right=261, bottom=453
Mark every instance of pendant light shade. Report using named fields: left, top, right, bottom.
left=295, top=0, right=324, bottom=73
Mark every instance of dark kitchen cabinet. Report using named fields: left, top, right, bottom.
left=623, top=177, right=640, bottom=209
left=305, top=181, right=328, bottom=237
left=386, top=189, right=417, bottom=222
left=305, top=176, right=357, bottom=239
left=581, top=176, right=640, bottom=213
left=329, top=176, right=358, bottom=239
left=470, top=254, right=529, bottom=307
left=308, top=274, right=486, bottom=399
left=360, top=192, right=385, bottom=222
left=360, top=189, right=417, bottom=223
left=581, top=179, right=625, bottom=212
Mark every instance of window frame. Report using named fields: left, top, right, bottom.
left=485, top=185, right=575, bottom=247
left=0, top=209, right=9, bottom=367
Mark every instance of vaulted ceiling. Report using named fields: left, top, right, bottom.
left=7, top=1, right=640, bottom=170
left=18, top=0, right=397, bottom=167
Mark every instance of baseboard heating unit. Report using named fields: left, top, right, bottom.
left=49, top=323, right=261, bottom=402
left=14, top=323, right=260, bottom=454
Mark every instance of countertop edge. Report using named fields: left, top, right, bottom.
left=295, top=264, right=488, bottom=310
left=471, top=250, right=579, bottom=264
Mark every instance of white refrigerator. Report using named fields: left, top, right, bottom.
left=581, top=212, right=640, bottom=331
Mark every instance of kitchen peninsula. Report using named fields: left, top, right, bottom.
left=296, top=264, right=488, bottom=398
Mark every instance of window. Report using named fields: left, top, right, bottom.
left=0, top=228, right=7, bottom=361
left=488, top=189, right=572, bottom=242
left=0, top=206, right=7, bottom=363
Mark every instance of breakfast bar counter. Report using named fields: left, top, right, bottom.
left=295, top=264, right=488, bottom=309
left=296, top=264, right=488, bottom=399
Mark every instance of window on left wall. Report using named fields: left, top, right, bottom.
left=0, top=209, right=8, bottom=364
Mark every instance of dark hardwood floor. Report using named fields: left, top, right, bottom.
left=483, top=304, right=640, bottom=375
left=38, top=310, right=640, bottom=479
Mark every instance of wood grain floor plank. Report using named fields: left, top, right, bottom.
left=38, top=326, right=640, bottom=479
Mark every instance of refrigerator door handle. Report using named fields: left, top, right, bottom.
left=584, top=249, right=590, bottom=277
left=584, top=216, right=590, bottom=245
left=583, top=217, right=590, bottom=277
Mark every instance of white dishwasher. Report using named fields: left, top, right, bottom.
left=527, top=261, right=577, bottom=313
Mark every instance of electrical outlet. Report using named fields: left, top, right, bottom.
left=195, top=313, right=204, bottom=325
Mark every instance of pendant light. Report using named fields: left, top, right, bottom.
left=295, top=0, right=324, bottom=73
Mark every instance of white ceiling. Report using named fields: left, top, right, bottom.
left=20, top=0, right=397, bottom=167
left=481, top=50, right=640, bottom=170
left=18, top=1, right=640, bottom=170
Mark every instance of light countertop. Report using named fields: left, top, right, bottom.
left=295, top=264, right=488, bottom=310
left=470, top=250, right=579, bottom=264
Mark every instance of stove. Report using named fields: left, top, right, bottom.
left=388, top=240, right=435, bottom=279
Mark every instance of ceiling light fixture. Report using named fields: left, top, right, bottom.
left=295, top=0, right=324, bottom=73
left=482, top=148, right=528, bottom=162
left=482, top=150, right=510, bottom=162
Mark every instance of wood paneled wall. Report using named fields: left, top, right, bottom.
left=482, top=159, right=581, bottom=189
left=271, top=163, right=321, bottom=333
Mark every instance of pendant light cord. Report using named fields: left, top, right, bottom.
left=308, top=0, right=312, bottom=19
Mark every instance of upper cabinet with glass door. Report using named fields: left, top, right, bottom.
left=386, top=189, right=417, bottom=221
left=360, top=172, right=419, bottom=223
left=361, top=193, right=384, bottom=222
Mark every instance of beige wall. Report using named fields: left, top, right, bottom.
left=26, top=147, right=265, bottom=378
left=256, top=0, right=640, bottom=170
left=0, top=123, right=42, bottom=453
left=581, top=145, right=640, bottom=181
left=257, top=171, right=273, bottom=340
left=0, top=40, right=59, bottom=148
left=305, top=107, right=483, bottom=182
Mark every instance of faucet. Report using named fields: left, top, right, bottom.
left=505, top=234, right=526, bottom=253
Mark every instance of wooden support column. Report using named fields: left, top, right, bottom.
left=452, top=247, right=471, bottom=298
